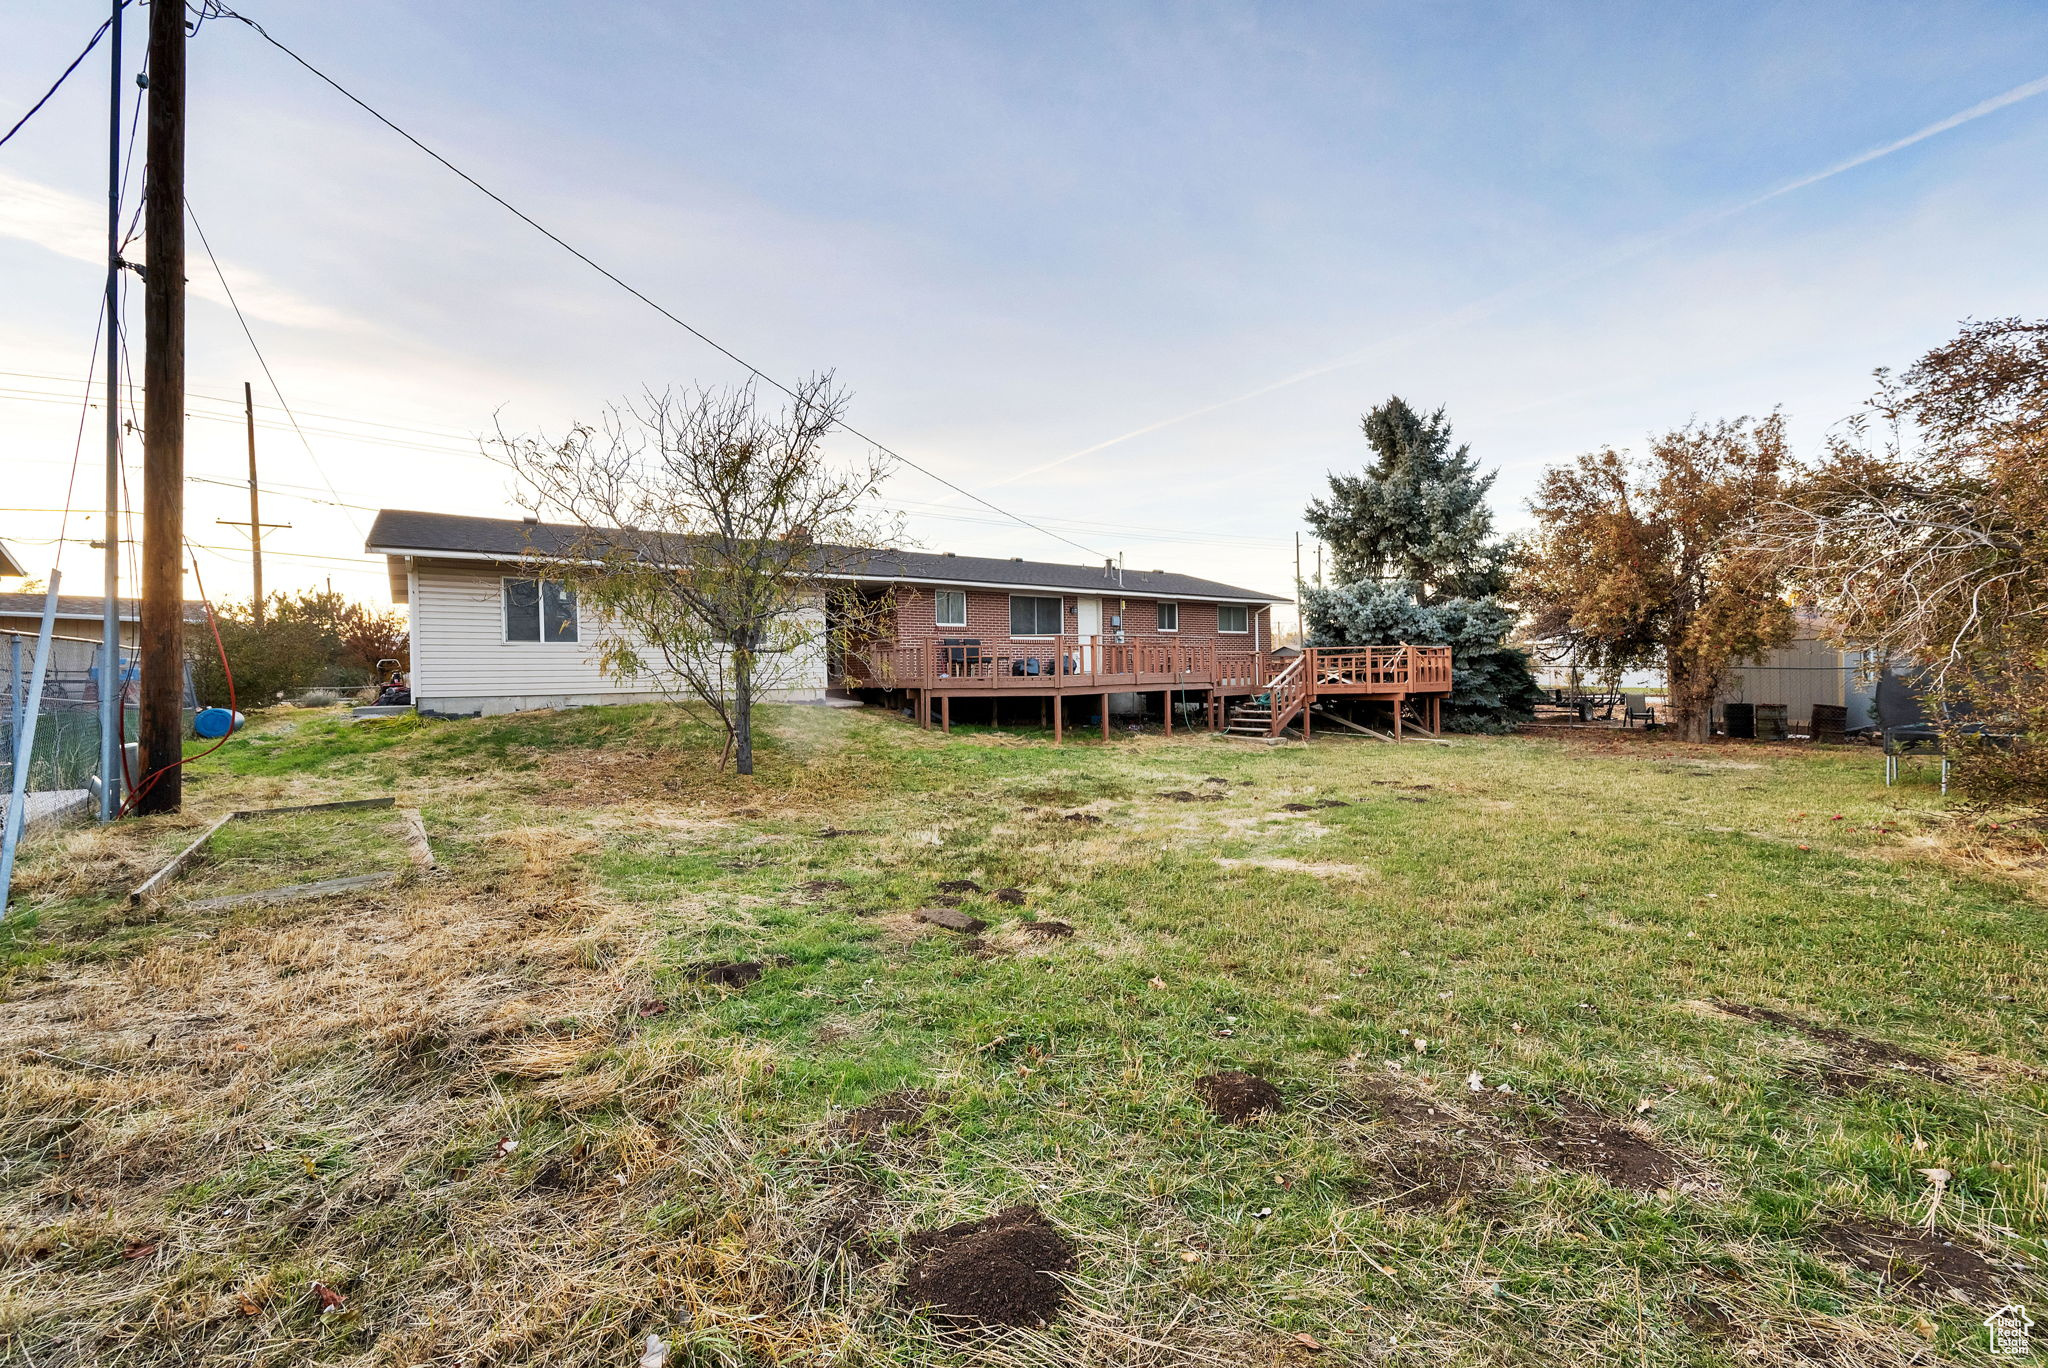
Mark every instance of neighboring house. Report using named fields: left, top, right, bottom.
left=366, top=508, right=1291, bottom=722
left=0, top=594, right=206, bottom=649
left=1716, top=620, right=1878, bottom=732
left=0, top=539, right=28, bottom=580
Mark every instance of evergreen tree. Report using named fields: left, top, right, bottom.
left=1305, top=396, right=1506, bottom=601
left=1299, top=397, right=1539, bottom=730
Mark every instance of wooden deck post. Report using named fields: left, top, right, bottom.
left=920, top=690, right=930, bottom=728
left=1100, top=693, right=1109, bottom=740
left=1303, top=698, right=1312, bottom=742
left=1393, top=694, right=1403, bottom=740
left=1163, top=689, right=1172, bottom=736
left=1052, top=695, right=1062, bottom=745
left=941, top=695, right=950, bottom=734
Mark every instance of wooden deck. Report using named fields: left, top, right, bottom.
left=840, top=637, right=1453, bottom=742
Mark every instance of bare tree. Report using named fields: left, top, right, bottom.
left=495, top=374, right=897, bottom=775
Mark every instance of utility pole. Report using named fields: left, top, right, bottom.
left=216, top=382, right=289, bottom=625
left=1315, top=543, right=1323, bottom=587
left=97, top=0, right=123, bottom=822
left=136, top=0, right=186, bottom=815
left=1294, top=531, right=1302, bottom=589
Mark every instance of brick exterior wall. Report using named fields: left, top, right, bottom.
left=882, top=584, right=1267, bottom=652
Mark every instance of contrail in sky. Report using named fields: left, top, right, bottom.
left=968, top=70, right=2048, bottom=495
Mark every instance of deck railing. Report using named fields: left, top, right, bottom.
left=843, top=637, right=1452, bottom=697
left=845, top=634, right=1258, bottom=691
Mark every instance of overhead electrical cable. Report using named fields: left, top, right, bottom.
left=204, top=2, right=1110, bottom=562
left=0, top=3, right=131, bottom=152
left=185, top=198, right=365, bottom=536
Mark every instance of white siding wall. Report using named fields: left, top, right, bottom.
left=410, top=558, right=826, bottom=714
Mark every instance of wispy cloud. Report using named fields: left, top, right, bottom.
left=0, top=168, right=366, bottom=334
left=968, top=69, right=2048, bottom=494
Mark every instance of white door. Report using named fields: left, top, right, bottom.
left=1074, top=596, right=1101, bottom=672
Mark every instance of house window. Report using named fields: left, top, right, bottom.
left=935, top=589, right=968, bottom=628
left=505, top=578, right=578, bottom=643
left=1010, top=595, right=1063, bottom=636
left=1217, top=604, right=1249, bottom=634
left=1156, top=601, right=1179, bottom=632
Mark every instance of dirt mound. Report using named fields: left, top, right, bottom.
left=1194, top=1070, right=1284, bottom=1123
left=799, top=878, right=851, bottom=897
left=1814, top=1217, right=2005, bottom=1302
left=1510, top=1094, right=1687, bottom=1192
left=935, top=879, right=982, bottom=894
left=1349, top=1074, right=1462, bottom=1130
left=1159, top=790, right=1221, bottom=803
left=837, top=1088, right=931, bottom=1142
left=685, top=960, right=764, bottom=988
left=1059, top=813, right=1103, bottom=826
left=816, top=827, right=869, bottom=838
left=897, top=1205, right=1077, bottom=1326
left=1022, top=920, right=1075, bottom=940
left=1278, top=802, right=1317, bottom=813
left=992, top=888, right=1027, bottom=905
left=1360, top=1145, right=1493, bottom=1210
left=1713, top=1002, right=1950, bottom=1089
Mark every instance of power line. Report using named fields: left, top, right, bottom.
left=185, top=198, right=365, bottom=537
left=205, top=2, right=1110, bottom=563
left=0, top=3, right=130, bottom=152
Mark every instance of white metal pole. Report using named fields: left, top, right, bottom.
left=1, top=573, right=64, bottom=918
left=98, top=0, right=124, bottom=821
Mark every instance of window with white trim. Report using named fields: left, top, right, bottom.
left=1217, top=604, right=1249, bottom=634
left=504, top=577, right=579, bottom=643
left=1010, top=595, right=1063, bottom=636
left=934, top=589, right=968, bottom=628
left=1156, top=601, right=1179, bottom=632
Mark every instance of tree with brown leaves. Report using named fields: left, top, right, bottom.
left=1518, top=416, right=1795, bottom=742
left=1757, top=318, right=2047, bottom=803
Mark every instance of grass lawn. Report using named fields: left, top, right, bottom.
left=0, top=702, right=2041, bottom=1366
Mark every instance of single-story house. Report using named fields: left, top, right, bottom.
left=367, top=509, right=1292, bottom=721
left=0, top=594, right=206, bottom=649
left=0, top=538, right=28, bottom=579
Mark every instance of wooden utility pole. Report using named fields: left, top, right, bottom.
left=136, top=0, right=186, bottom=815
left=217, top=382, right=288, bottom=626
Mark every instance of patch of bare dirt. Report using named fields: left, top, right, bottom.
left=1812, top=1217, right=2007, bottom=1303
left=798, top=878, right=851, bottom=898
left=1194, top=1070, right=1284, bottom=1123
left=1159, top=790, right=1222, bottom=803
left=1338, top=1075, right=1503, bottom=1211
left=685, top=960, right=766, bottom=988
left=1058, top=812, right=1104, bottom=826
left=991, top=888, right=1027, bottom=905
left=835, top=1088, right=931, bottom=1143
left=1711, top=1001, right=1951, bottom=1090
left=1022, top=920, right=1075, bottom=940
left=935, top=879, right=982, bottom=894
left=1491, top=1093, right=1693, bottom=1193
left=897, top=1205, right=1077, bottom=1326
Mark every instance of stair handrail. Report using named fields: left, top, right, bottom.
left=1265, top=652, right=1306, bottom=737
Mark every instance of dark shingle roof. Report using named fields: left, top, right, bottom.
left=366, top=508, right=1286, bottom=603
left=0, top=594, right=206, bottom=622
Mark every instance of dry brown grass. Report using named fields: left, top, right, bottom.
left=0, top=815, right=734, bottom=1366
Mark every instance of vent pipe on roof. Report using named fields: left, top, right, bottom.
left=521, top=515, right=538, bottom=525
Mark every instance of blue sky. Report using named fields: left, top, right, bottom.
left=4, top=0, right=2047, bottom=613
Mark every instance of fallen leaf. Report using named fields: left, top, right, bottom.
left=1179, top=1250, right=1201, bottom=1263
left=311, top=1281, right=346, bottom=1313
left=1147, top=977, right=1167, bottom=990
left=122, top=1241, right=157, bottom=1261
left=234, top=1293, right=263, bottom=1316
left=1412, top=1038, right=1428, bottom=1053
left=495, top=1137, right=519, bottom=1158
left=1466, top=1071, right=1484, bottom=1092
left=1294, top=1332, right=1327, bottom=1352
left=639, top=1333, right=672, bottom=1368
left=636, top=1000, right=668, bottom=1017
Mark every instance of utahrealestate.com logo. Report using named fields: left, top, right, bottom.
left=1986, top=1304, right=2034, bottom=1357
